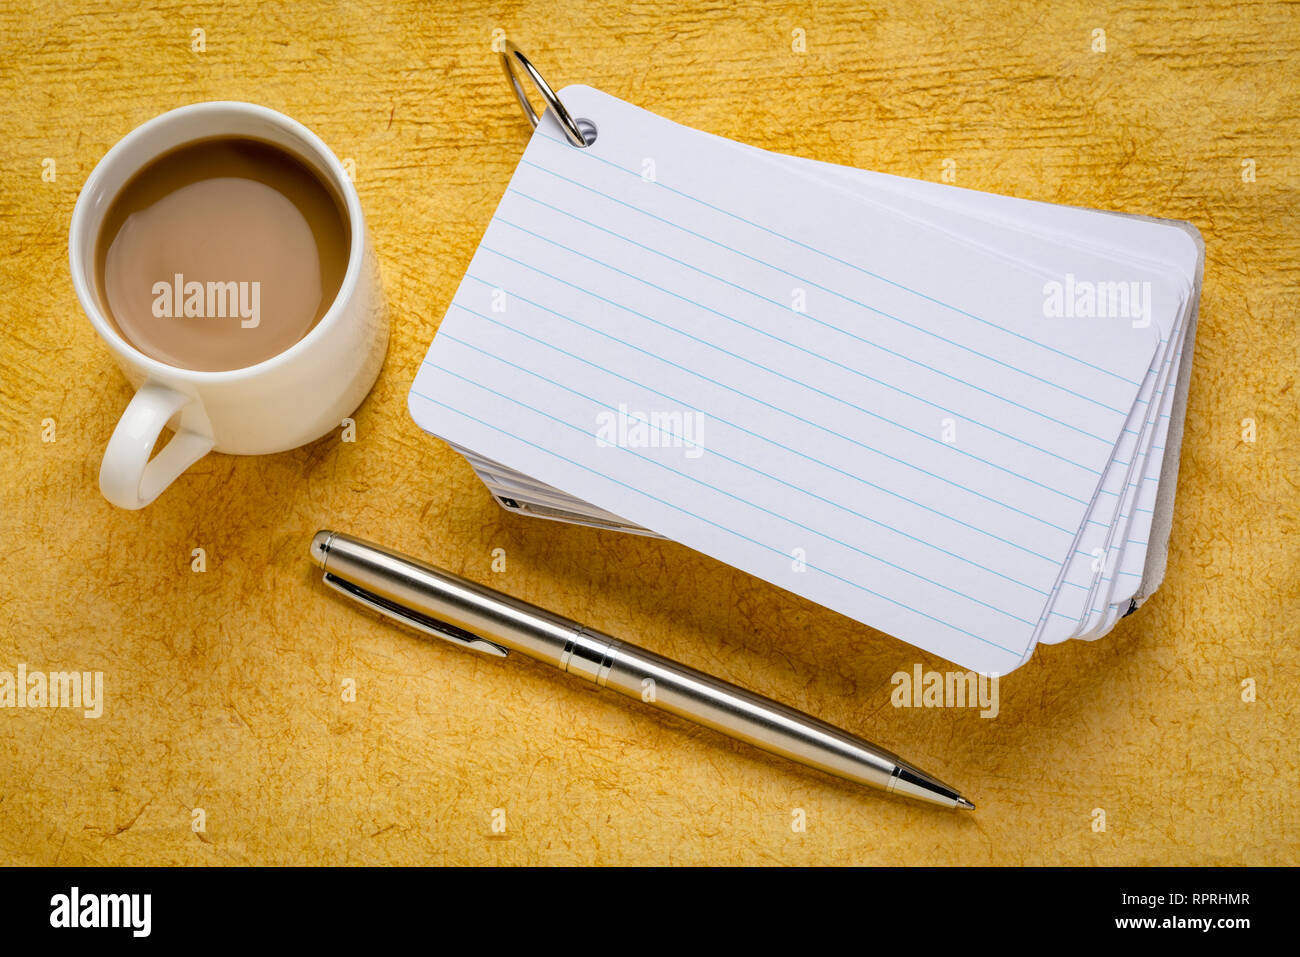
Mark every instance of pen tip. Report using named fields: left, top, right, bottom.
left=956, top=796, right=976, bottom=810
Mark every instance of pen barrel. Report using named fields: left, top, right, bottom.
left=580, top=632, right=903, bottom=794
left=316, top=532, right=966, bottom=807
left=318, top=531, right=580, bottom=664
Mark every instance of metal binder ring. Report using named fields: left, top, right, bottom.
left=499, top=41, right=590, bottom=148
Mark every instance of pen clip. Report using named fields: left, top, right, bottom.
left=322, top=573, right=510, bottom=658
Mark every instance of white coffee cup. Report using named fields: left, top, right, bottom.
left=69, top=101, right=388, bottom=509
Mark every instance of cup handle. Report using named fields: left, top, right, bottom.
left=100, top=382, right=215, bottom=509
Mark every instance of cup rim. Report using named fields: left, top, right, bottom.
left=68, top=100, right=366, bottom=383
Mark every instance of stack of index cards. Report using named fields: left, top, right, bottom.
left=409, top=86, right=1202, bottom=674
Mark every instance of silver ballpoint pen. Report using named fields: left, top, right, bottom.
left=310, top=530, right=975, bottom=810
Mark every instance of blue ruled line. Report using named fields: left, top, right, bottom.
left=411, top=387, right=1025, bottom=659
left=466, top=258, right=1082, bottom=533
left=530, top=129, right=1144, bottom=387
left=426, top=361, right=1043, bottom=625
left=484, top=226, right=1093, bottom=507
left=455, top=283, right=1074, bottom=560
left=510, top=177, right=1129, bottom=433
left=434, top=327, right=1053, bottom=599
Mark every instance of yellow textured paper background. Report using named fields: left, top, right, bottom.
left=1, top=0, right=1297, bottom=865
